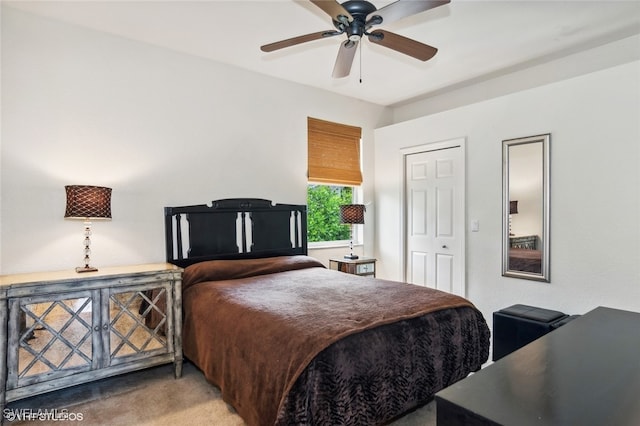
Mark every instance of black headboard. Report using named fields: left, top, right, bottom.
left=164, top=198, right=307, bottom=268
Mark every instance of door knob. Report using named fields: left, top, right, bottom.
left=442, top=245, right=448, bottom=249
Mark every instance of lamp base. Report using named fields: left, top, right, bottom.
left=343, top=254, right=359, bottom=260
left=76, top=266, right=98, bottom=273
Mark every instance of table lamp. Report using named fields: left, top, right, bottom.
left=339, top=204, right=365, bottom=259
left=509, top=200, right=518, bottom=236
left=64, top=185, right=112, bottom=272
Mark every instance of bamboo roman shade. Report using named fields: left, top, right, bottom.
left=308, top=117, right=362, bottom=186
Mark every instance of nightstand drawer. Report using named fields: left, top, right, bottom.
left=329, top=258, right=376, bottom=277
left=357, top=263, right=375, bottom=275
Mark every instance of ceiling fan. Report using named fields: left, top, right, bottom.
left=260, top=0, right=450, bottom=78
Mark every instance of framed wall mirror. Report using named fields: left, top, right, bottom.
left=502, top=134, right=550, bottom=282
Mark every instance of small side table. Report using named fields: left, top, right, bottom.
left=492, top=304, right=568, bottom=361
left=329, top=257, right=376, bottom=277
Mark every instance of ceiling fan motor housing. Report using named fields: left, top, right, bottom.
left=333, top=0, right=380, bottom=40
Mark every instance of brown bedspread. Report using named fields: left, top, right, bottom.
left=182, top=256, right=479, bottom=426
left=509, top=248, right=542, bottom=273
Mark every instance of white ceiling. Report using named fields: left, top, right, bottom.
left=6, top=0, right=640, bottom=106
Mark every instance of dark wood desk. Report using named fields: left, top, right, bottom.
left=436, top=306, right=640, bottom=426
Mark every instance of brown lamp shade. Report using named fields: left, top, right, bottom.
left=340, top=204, right=365, bottom=224
left=65, top=185, right=112, bottom=220
left=509, top=200, right=518, bottom=215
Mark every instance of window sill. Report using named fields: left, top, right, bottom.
left=309, top=241, right=363, bottom=250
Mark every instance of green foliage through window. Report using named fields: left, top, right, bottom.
left=307, top=185, right=353, bottom=243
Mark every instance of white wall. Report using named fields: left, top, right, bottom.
left=0, top=7, right=390, bottom=274
left=391, top=35, right=640, bottom=122
left=375, top=58, right=640, bottom=326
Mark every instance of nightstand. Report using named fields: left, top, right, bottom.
left=329, top=257, right=377, bottom=277
left=0, top=263, right=182, bottom=411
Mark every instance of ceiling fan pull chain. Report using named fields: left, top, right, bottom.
left=359, top=40, right=363, bottom=84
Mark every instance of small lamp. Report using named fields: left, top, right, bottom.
left=509, top=200, right=518, bottom=236
left=340, top=204, right=365, bottom=260
left=64, top=185, right=112, bottom=273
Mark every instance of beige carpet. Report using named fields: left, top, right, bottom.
left=6, top=362, right=436, bottom=425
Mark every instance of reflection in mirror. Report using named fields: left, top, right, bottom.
left=502, top=134, right=550, bottom=281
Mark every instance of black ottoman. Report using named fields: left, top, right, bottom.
left=493, top=304, right=567, bottom=361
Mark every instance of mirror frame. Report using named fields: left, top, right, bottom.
left=502, top=134, right=550, bottom=282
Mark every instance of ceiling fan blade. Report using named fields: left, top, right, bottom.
left=261, top=30, right=340, bottom=52
left=332, top=40, right=359, bottom=78
left=310, top=0, right=353, bottom=24
left=368, top=30, right=438, bottom=61
left=367, top=0, right=450, bottom=26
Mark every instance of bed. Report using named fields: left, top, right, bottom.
left=165, top=198, right=490, bottom=426
left=508, top=248, right=542, bottom=273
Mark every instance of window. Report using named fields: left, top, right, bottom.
left=307, top=117, right=362, bottom=245
left=307, top=185, right=353, bottom=243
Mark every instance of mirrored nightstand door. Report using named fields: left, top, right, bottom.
left=7, top=289, right=99, bottom=390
